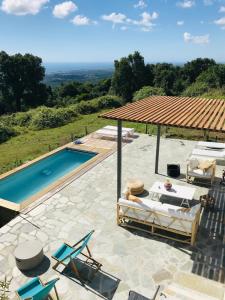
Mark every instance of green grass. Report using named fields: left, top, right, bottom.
left=0, top=111, right=224, bottom=174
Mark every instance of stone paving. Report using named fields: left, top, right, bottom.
left=0, top=134, right=224, bottom=299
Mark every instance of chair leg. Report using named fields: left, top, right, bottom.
left=70, top=260, right=85, bottom=285
left=54, top=286, right=60, bottom=300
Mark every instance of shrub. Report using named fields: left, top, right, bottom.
left=31, top=106, right=78, bottom=130
left=182, top=82, right=209, bottom=97
left=76, top=101, right=99, bottom=115
left=0, top=123, right=16, bottom=143
left=133, top=86, right=165, bottom=101
left=96, top=95, right=122, bottom=109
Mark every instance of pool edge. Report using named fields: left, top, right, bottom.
left=0, top=141, right=115, bottom=212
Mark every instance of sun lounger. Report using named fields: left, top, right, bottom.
left=104, top=125, right=134, bottom=136
left=192, top=148, right=225, bottom=160
left=197, top=141, right=225, bottom=149
left=95, top=128, right=128, bottom=140
left=16, top=277, right=59, bottom=300
left=52, top=230, right=102, bottom=284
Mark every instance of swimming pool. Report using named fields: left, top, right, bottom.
left=0, top=148, right=97, bottom=208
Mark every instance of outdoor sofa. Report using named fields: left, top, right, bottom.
left=117, top=198, right=201, bottom=245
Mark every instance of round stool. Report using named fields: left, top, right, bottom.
left=127, top=179, right=144, bottom=195
left=14, top=240, right=44, bottom=271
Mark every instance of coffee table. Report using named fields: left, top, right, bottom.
left=149, top=181, right=196, bottom=207
left=14, top=240, right=44, bottom=271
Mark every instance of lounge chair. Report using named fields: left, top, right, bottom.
left=52, top=230, right=102, bottom=284
left=95, top=128, right=128, bottom=140
left=104, top=125, right=134, bottom=136
left=192, top=148, right=225, bottom=160
left=16, top=277, right=59, bottom=300
left=197, top=141, right=225, bottom=150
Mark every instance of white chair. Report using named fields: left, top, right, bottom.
left=186, top=158, right=216, bottom=185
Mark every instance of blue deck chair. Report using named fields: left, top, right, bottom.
left=16, top=277, right=59, bottom=300
left=52, top=230, right=102, bottom=283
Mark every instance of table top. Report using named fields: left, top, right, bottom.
left=150, top=181, right=196, bottom=200
left=14, top=240, right=43, bottom=260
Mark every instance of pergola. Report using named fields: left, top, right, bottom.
left=100, top=96, right=225, bottom=200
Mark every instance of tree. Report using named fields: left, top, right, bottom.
left=128, top=51, right=147, bottom=90
left=196, top=64, right=225, bottom=89
left=153, top=63, right=177, bottom=95
left=133, top=86, right=165, bottom=101
left=182, top=58, right=216, bottom=85
left=111, top=57, right=135, bottom=102
left=0, top=51, right=48, bottom=112
left=182, top=81, right=209, bottom=97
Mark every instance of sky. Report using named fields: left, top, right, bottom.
left=1, top=0, right=225, bottom=63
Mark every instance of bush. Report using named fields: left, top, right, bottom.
left=31, top=106, right=78, bottom=130
left=182, top=82, right=209, bottom=97
left=76, top=101, right=99, bottom=115
left=0, top=123, right=16, bottom=143
left=96, top=95, right=122, bottom=109
left=133, top=86, right=165, bottom=101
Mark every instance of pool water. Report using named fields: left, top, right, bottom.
left=0, top=149, right=96, bottom=204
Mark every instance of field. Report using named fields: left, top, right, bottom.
left=0, top=111, right=224, bottom=174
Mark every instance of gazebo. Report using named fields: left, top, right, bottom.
left=100, top=96, right=225, bottom=200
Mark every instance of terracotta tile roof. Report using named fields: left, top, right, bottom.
left=100, top=96, right=225, bottom=132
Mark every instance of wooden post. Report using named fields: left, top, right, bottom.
left=117, top=120, right=122, bottom=201
left=155, top=125, right=161, bottom=174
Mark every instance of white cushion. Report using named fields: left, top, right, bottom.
left=189, top=158, right=199, bottom=170
left=188, top=168, right=213, bottom=178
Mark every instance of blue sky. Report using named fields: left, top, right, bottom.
left=1, top=0, right=225, bottom=63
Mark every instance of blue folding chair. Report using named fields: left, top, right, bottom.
left=16, top=277, right=59, bottom=300
left=52, top=230, right=102, bottom=283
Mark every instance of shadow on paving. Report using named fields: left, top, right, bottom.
left=21, top=256, right=51, bottom=277
left=61, top=258, right=120, bottom=300
left=191, top=183, right=225, bottom=283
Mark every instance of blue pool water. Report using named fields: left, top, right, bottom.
left=0, top=149, right=96, bottom=204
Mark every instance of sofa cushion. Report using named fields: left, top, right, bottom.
left=188, top=168, right=213, bottom=178
left=189, top=158, right=199, bottom=170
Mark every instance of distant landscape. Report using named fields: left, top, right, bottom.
left=0, top=50, right=225, bottom=173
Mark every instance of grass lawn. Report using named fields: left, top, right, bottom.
left=0, top=111, right=224, bottom=174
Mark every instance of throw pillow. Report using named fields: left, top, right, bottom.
left=189, top=158, right=199, bottom=170
left=128, top=194, right=143, bottom=204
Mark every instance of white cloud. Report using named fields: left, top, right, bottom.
left=177, top=20, right=184, bottom=26
left=1, top=0, right=48, bottom=15
left=134, top=0, right=147, bottom=9
left=53, top=1, right=77, bottom=18
left=219, top=6, right=225, bottom=13
left=177, top=0, right=195, bottom=8
left=184, top=32, right=209, bottom=44
left=102, top=12, right=127, bottom=24
left=120, top=26, right=128, bottom=31
left=71, top=14, right=93, bottom=25
left=214, top=17, right=225, bottom=29
left=102, top=11, right=158, bottom=32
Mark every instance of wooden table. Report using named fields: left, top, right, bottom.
left=150, top=181, right=196, bottom=207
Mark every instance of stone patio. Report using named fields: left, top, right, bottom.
left=0, top=134, right=224, bottom=299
